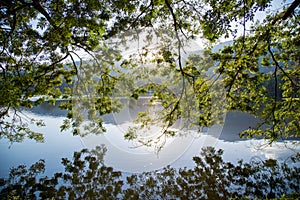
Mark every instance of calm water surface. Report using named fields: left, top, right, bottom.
left=0, top=101, right=299, bottom=177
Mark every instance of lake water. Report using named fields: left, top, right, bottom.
left=0, top=100, right=299, bottom=177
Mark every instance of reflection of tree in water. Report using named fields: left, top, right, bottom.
left=1, top=145, right=299, bottom=199
left=24, top=101, right=69, bottom=117
left=0, top=144, right=123, bottom=199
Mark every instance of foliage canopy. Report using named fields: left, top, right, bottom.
left=0, top=0, right=299, bottom=145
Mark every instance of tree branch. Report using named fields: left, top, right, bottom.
left=32, top=0, right=56, bottom=28
left=282, top=0, right=300, bottom=20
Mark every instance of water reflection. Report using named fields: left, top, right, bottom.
left=0, top=100, right=299, bottom=176
left=23, top=99, right=259, bottom=142
left=25, top=100, right=69, bottom=117
left=1, top=145, right=299, bottom=199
